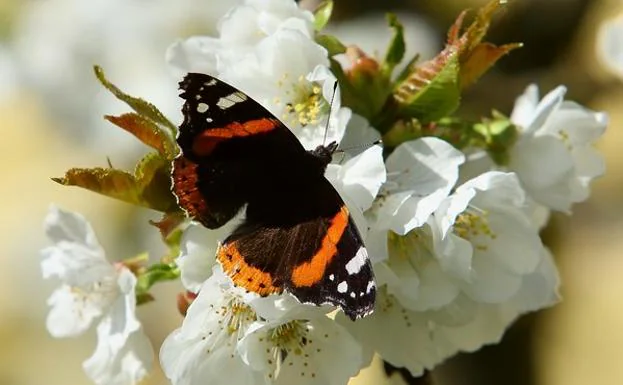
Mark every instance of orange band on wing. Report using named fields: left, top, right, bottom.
left=290, top=206, right=350, bottom=288
left=193, top=118, right=277, bottom=156
left=218, top=242, right=281, bottom=296
left=171, top=157, right=208, bottom=219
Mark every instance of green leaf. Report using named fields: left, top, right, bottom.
left=392, top=50, right=461, bottom=123
left=105, top=113, right=178, bottom=160
left=53, top=152, right=177, bottom=212
left=313, top=1, right=333, bottom=31
left=136, top=292, right=155, bottom=306
left=94, top=65, right=178, bottom=136
left=135, top=262, right=179, bottom=294
left=316, top=34, right=346, bottom=56
left=382, top=13, right=406, bottom=76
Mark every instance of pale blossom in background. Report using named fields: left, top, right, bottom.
left=509, top=85, right=607, bottom=212
left=0, top=45, right=18, bottom=103
left=11, top=0, right=235, bottom=157
left=598, top=13, right=623, bottom=79
left=41, top=205, right=153, bottom=385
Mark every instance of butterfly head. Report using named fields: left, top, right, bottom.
left=312, top=141, right=338, bottom=165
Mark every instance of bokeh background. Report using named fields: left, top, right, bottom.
left=1, top=0, right=622, bottom=384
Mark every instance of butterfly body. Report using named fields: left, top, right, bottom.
left=172, top=73, right=376, bottom=320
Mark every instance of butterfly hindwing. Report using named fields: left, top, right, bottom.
left=217, top=179, right=376, bottom=320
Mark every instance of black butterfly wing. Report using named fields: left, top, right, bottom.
left=172, top=73, right=309, bottom=228
left=217, top=178, right=376, bottom=320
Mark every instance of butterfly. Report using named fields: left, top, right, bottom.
left=171, top=73, right=376, bottom=320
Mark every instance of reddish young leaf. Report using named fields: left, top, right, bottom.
left=105, top=113, right=178, bottom=159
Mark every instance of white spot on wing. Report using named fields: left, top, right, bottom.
left=217, top=91, right=248, bottom=109
left=350, top=292, right=356, bottom=298
left=329, top=274, right=335, bottom=281
left=217, top=97, right=235, bottom=109
left=204, top=79, right=217, bottom=86
left=345, top=247, right=368, bottom=275
left=197, top=103, right=209, bottom=113
left=229, top=91, right=247, bottom=102
left=337, top=281, right=348, bottom=293
left=366, top=280, right=375, bottom=294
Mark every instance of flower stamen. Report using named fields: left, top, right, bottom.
left=453, top=207, right=497, bottom=250
left=279, top=76, right=326, bottom=127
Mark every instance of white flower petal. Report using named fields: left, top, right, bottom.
left=238, top=316, right=365, bottom=385
left=44, top=205, right=101, bottom=249
left=166, top=36, right=221, bottom=76
left=83, top=317, right=153, bottom=385
left=510, top=84, right=539, bottom=129
left=510, top=135, right=575, bottom=212
left=523, top=86, right=566, bottom=134
left=376, top=137, right=464, bottom=235
left=330, top=144, right=386, bottom=212
left=364, top=228, right=389, bottom=264
left=160, top=266, right=263, bottom=385
left=461, top=254, right=523, bottom=303
left=338, top=292, right=447, bottom=376
left=177, top=222, right=237, bottom=293
left=46, top=286, right=103, bottom=337
left=41, top=206, right=121, bottom=337
left=339, top=114, right=382, bottom=158
left=219, top=0, right=313, bottom=44
left=508, top=247, right=560, bottom=311
left=161, top=329, right=262, bottom=385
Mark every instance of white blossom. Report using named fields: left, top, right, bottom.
left=161, top=267, right=365, bottom=385
left=509, top=84, right=607, bottom=212
left=240, top=294, right=366, bottom=385
left=160, top=268, right=262, bottom=385
left=364, top=137, right=464, bottom=263
left=342, top=172, right=559, bottom=375
left=13, top=0, right=233, bottom=156
left=83, top=271, right=154, bottom=385
left=371, top=137, right=465, bottom=236
left=41, top=205, right=153, bottom=385
left=166, top=0, right=354, bottom=152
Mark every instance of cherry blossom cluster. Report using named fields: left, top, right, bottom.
left=41, top=1, right=607, bottom=384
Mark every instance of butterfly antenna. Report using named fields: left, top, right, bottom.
left=335, top=139, right=383, bottom=154
left=323, top=81, right=339, bottom=147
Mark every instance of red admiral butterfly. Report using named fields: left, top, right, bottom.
left=171, top=73, right=376, bottom=320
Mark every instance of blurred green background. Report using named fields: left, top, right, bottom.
left=1, top=0, right=622, bottom=384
